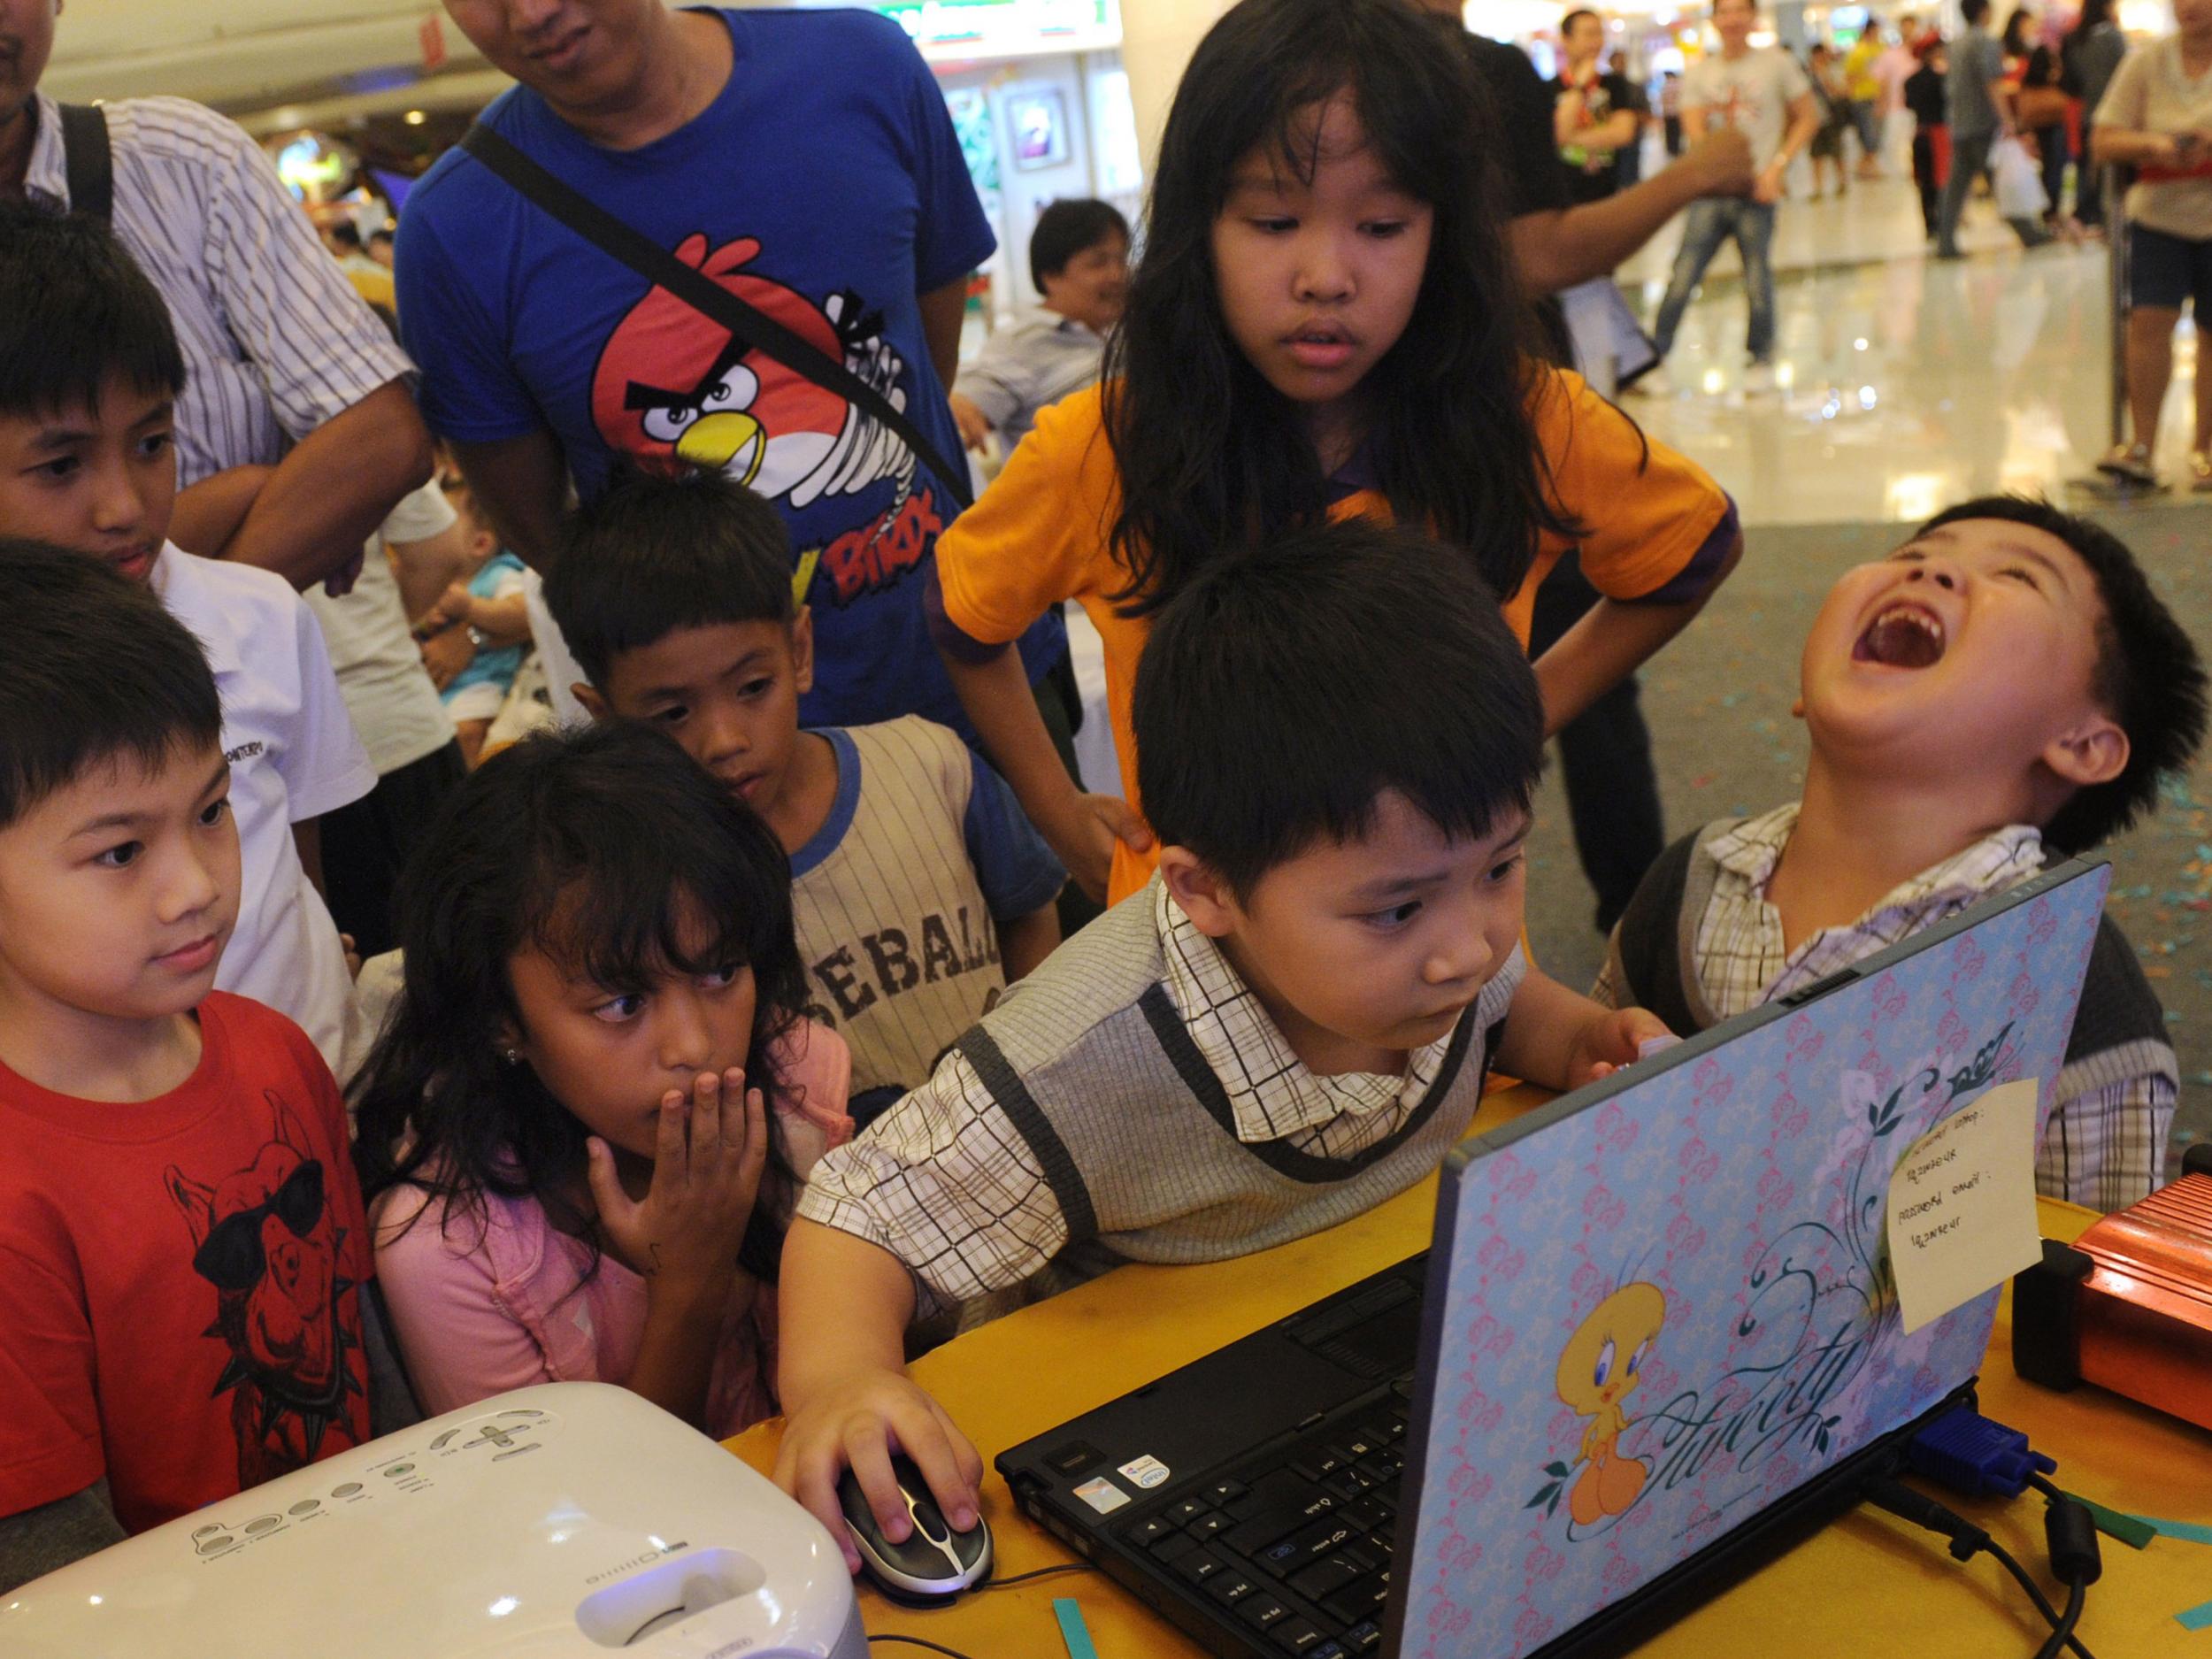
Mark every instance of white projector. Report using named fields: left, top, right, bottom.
left=2, top=1382, right=866, bottom=1658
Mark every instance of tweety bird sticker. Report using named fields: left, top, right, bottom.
left=1527, top=1283, right=1665, bottom=1527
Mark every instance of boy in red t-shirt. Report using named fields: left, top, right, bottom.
left=0, top=544, right=373, bottom=1592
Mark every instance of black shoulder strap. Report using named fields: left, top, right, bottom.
left=59, top=103, right=113, bottom=224
left=457, top=124, right=972, bottom=511
left=1613, top=830, right=1703, bottom=1038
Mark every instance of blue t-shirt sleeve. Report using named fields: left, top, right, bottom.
left=396, top=171, right=548, bottom=443
left=898, top=31, right=997, bottom=292
left=961, top=751, right=1066, bottom=919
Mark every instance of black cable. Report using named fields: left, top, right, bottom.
left=870, top=1637, right=982, bottom=1659
left=1861, top=1478, right=2096, bottom=1659
left=2032, top=1580, right=2088, bottom=1659
left=980, top=1562, right=1098, bottom=1591
left=1979, top=1535, right=2095, bottom=1659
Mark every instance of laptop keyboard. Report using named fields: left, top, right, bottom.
left=1112, top=1378, right=1414, bottom=1657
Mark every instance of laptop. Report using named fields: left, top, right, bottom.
left=996, top=858, right=2111, bottom=1658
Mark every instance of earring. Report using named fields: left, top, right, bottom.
left=502, top=1048, right=521, bottom=1064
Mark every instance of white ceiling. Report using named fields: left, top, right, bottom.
left=43, top=0, right=487, bottom=112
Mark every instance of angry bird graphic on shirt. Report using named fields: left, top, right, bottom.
left=591, top=233, right=924, bottom=514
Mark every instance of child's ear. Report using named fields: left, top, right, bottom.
left=788, top=606, right=816, bottom=696
left=572, top=682, right=611, bottom=723
left=1157, top=846, right=1240, bottom=938
left=2042, top=712, right=2130, bottom=790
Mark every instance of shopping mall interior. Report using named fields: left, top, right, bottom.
left=12, top=0, right=2212, bottom=1655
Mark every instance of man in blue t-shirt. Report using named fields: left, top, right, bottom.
left=396, top=0, right=1064, bottom=733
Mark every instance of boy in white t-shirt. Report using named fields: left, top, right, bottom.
left=0, top=204, right=373, bottom=1076
left=1647, top=0, right=1823, bottom=392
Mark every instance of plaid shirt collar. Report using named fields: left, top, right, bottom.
left=1695, top=803, right=2051, bottom=1023
left=1707, top=803, right=2047, bottom=911
left=1153, top=882, right=1449, bottom=1143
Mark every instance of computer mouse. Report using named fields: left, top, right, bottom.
left=836, top=1454, right=994, bottom=1604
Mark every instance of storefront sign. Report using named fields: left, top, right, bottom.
left=874, top=0, right=1120, bottom=62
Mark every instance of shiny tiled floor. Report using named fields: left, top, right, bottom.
left=1616, top=173, right=2207, bottom=526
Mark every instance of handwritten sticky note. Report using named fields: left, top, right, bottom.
left=1885, top=1079, right=2043, bottom=1333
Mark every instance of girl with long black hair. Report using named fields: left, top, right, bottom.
left=354, top=722, right=853, bottom=1434
left=926, top=0, right=1741, bottom=907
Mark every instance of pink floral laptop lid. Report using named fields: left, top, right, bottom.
left=1391, top=859, right=2110, bottom=1658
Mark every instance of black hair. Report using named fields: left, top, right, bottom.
left=0, top=201, right=187, bottom=422
left=328, top=221, right=365, bottom=251
left=1100, top=0, right=1574, bottom=620
left=542, top=465, right=795, bottom=690
left=352, top=722, right=813, bottom=1283
left=368, top=227, right=395, bottom=246
left=1028, top=197, right=1131, bottom=291
left=1962, top=0, right=1992, bottom=27
left=1133, top=518, right=1544, bottom=895
left=2024, top=43, right=2061, bottom=88
left=2001, top=8, right=2035, bottom=57
left=1915, top=495, right=2207, bottom=853
left=1562, top=9, right=1601, bottom=37
left=0, top=540, right=222, bottom=832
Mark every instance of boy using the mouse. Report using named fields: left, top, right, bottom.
left=1597, top=496, right=2206, bottom=1210
left=542, top=468, right=1065, bottom=1102
left=772, top=520, right=1671, bottom=1566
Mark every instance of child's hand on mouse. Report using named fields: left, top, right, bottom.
left=774, top=1369, right=984, bottom=1573
left=1564, top=1006, right=1677, bottom=1087
left=587, top=1066, right=767, bottom=1289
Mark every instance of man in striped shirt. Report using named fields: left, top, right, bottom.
left=0, top=0, right=433, bottom=593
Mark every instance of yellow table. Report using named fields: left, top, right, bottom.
left=730, top=1087, right=2212, bottom=1656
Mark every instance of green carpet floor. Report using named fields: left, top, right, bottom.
left=1523, top=499, right=2212, bottom=1168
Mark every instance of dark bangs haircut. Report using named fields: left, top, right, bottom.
left=1100, top=0, right=1570, bottom=620
left=543, top=464, right=796, bottom=690
left=0, top=202, right=187, bottom=421
left=352, top=722, right=810, bottom=1282
left=0, top=541, right=221, bottom=832
left=1133, top=519, right=1545, bottom=896
left=1916, top=495, right=2208, bottom=853
left=1029, top=197, right=1131, bottom=289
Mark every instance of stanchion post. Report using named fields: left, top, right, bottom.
left=2108, top=164, right=2131, bottom=451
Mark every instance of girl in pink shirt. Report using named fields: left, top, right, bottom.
left=353, top=724, right=852, bottom=1436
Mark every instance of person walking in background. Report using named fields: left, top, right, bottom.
left=1844, top=16, right=1890, bottom=177
left=1937, top=0, right=2056, bottom=257
left=1907, top=39, right=1952, bottom=239
left=1648, top=0, right=1821, bottom=395
left=2089, top=0, right=2212, bottom=489
left=2065, top=0, right=2130, bottom=229
left=1662, top=70, right=1686, bottom=155
left=2001, top=7, right=2039, bottom=76
left=1808, top=44, right=1855, bottom=197
left=2018, top=43, right=2076, bottom=231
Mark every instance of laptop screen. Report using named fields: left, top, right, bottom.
left=1392, top=861, right=2110, bottom=1658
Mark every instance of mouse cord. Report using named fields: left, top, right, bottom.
left=869, top=1564, right=1098, bottom=1659
left=981, top=1562, right=1099, bottom=1591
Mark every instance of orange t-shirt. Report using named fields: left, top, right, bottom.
left=934, top=368, right=1734, bottom=904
